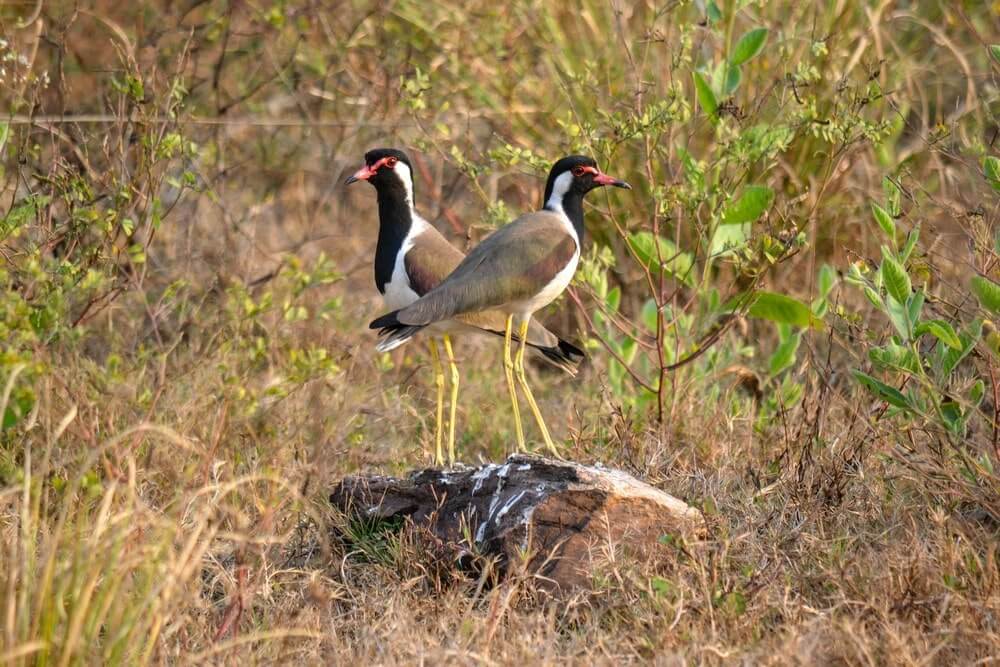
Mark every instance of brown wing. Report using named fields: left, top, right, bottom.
left=403, top=225, right=465, bottom=296
left=395, top=211, right=577, bottom=326
left=403, top=221, right=570, bottom=350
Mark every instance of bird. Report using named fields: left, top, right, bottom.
left=346, top=148, right=584, bottom=465
left=370, top=155, right=631, bottom=456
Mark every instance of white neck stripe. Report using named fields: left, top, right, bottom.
left=542, top=171, right=578, bottom=243
left=392, top=162, right=415, bottom=209
left=545, top=171, right=573, bottom=215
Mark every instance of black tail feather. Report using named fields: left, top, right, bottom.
left=370, top=309, right=584, bottom=372
left=369, top=310, right=401, bottom=330
left=481, top=328, right=586, bottom=375
left=370, top=310, right=427, bottom=352
left=533, top=338, right=585, bottom=376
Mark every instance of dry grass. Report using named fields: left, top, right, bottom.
left=2, top=0, right=999, bottom=664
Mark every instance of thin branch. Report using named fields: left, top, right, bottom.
left=5, top=111, right=548, bottom=127
left=567, top=288, right=656, bottom=392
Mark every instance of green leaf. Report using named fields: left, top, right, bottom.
left=720, top=290, right=752, bottom=314
left=778, top=375, right=804, bottom=408
left=768, top=326, right=801, bottom=377
left=628, top=231, right=695, bottom=287
left=1, top=195, right=50, bottom=239
left=882, top=177, right=902, bottom=217
left=971, top=276, right=1000, bottom=314
left=990, top=45, right=1000, bottom=64
left=677, top=147, right=705, bottom=190
left=2, top=388, right=35, bottom=430
left=868, top=342, right=921, bottom=375
left=880, top=250, right=910, bottom=305
left=641, top=298, right=658, bottom=333
left=606, top=286, right=621, bottom=313
left=693, top=71, right=718, bottom=120
left=871, top=202, right=896, bottom=243
left=984, top=156, right=1000, bottom=192
left=915, top=319, right=963, bottom=350
left=813, top=265, right=837, bottom=316
left=884, top=296, right=911, bottom=341
left=940, top=399, right=964, bottom=435
left=907, top=290, right=924, bottom=329
left=874, top=286, right=913, bottom=341
left=722, top=64, right=741, bottom=96
left=721, top=185, right=774, bottom=225
left=863, top=286, right=882, bottom=310
left=817, top=264, right=837, bottom=299
left=852, top=370, right=911, bottom=410
left=986, top=328, right=1000, bottom=360
left=709, top=222, right=750, bottom=257
left=622, top=336, right=638, bottom=365
left=970, top=379, right=986, bottom=406
left=748, top=292, right=819, bottom=329
left=900, top=225, right=920, bottom=263
left=608, top=357, right=624, bottom=389
left=650, top=576, right=673, bottom=597
left=741, top=123, right=794, bottom=160
left=940, top=320, right=982, bottom=376
left=718, top=590, right=747, bottom=616
left=706, top=1, right=723, bottom=23
left=2, top=408, right=18, bottom=430
left=710, top=60, right=742, bottom=97
left=731, top=28, right=768, bottom=66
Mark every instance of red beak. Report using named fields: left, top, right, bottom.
left=345, top=164, right=376, bottom=185
left=593, top=172, right=632, bottom=189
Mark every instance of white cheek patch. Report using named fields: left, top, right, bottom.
left=545, top=171, right=574, bottom=215
left=543, top=169, right=581, bottom=243
left=393, top=162, right=415, bottom=207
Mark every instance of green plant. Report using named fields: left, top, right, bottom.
left=2, top=1, right=1000, bottom=663
left=842, top=176, right=999, bottom=517
left=536, top=2, right=845, bottom=427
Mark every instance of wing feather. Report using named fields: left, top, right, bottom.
left=395, top=212, right=577, bottom=326
left=403, top=227, right=464, bottom=296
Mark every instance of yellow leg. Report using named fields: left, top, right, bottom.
left=428, top=339, right=445, bottom=466
left=443, top=335, right=459, bottom=465
left=515, top=317, right=560, bottom=458
left=503, top=314, right=525, bottom=452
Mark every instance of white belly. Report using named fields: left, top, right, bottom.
left=381, top=237, right=421, bottom=312
left=508, top=248, right=579, bottom=317
left=380, top=245, right=478, bottom=339
left=382, top=273, right=419, bottom=312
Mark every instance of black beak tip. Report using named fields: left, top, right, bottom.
left=615, top=180, right=632, bottom=190
left=345, top=175, right=359, bottom=186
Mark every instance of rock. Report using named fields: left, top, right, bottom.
left=330, top=454, right=704, bottom=591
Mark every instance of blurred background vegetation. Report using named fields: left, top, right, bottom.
left=1, top=0, right=999, bottom=663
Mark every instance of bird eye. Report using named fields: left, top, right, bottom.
left=386, top=157, right=398, bottom=168
left=572, top=166, right=586, bottom=176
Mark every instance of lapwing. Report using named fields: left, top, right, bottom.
left=346, top=148, right=584, bottom=465
left=370, top=155, right=630, bottom=456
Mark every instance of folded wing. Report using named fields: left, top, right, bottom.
left=393, top=211, right=577, bottom=327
